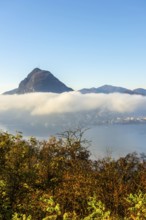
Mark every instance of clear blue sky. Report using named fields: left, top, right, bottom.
left=0, top=0, right=146, bottom=93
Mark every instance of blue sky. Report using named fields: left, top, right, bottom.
left=0, top=0, right=146, bottom=93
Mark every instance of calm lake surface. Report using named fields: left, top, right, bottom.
left=1, top=122, right=146, bottom=158
left=85, top=124, right=146, bottom=158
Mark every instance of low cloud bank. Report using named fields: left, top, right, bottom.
left=0, top=92, right=146, bottom=115
left=0, top=92, right=146, bottom=137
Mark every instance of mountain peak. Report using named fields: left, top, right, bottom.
left=4, top=68, right=73, bottom=94
left=31, top=67, right=41, bottom=72
left=79, top=85, right=134, bottom=95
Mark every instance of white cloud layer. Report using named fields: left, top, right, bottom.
left=0, top=92, right=146, bottom=138
left=0, top=92, right=146, bottom=115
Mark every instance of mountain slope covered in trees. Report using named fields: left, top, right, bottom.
left=0, top=130, right=145, bottom=219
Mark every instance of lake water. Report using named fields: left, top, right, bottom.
left=85, top=124, right=146, bottom=158
left=1, top=122, right=146, bottom=159
left=31, top=123, right=146, bottom=158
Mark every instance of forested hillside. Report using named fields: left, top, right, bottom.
left=0, top=130, right=146, bottom=219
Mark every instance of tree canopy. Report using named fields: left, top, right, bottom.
left=0, top=130, right=145, bottom=219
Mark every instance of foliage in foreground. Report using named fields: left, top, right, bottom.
left=0, top=129, right=146, bottom=219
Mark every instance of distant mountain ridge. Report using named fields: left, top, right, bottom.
left=133, top=88, right=146, bottom=96
left=79, top=85, right=146, bottom=96
left=4, top=68, right=73, bottom=94
left=3, top=68, right=146, bottom=96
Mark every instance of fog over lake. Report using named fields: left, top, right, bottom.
left=0, top=92, right=146, bottom=158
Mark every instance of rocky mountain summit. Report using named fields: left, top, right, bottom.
left=4, top=68, right=73, bottom=94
